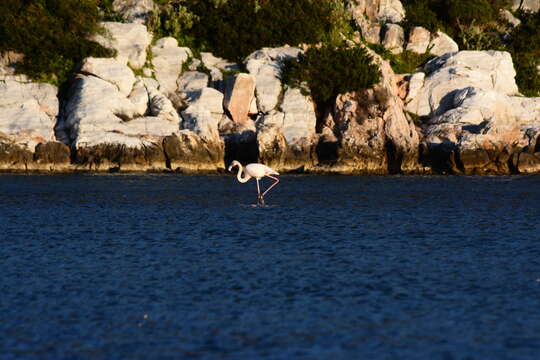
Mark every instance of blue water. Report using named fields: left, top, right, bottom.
left=1, top=174, right=540, bottom=359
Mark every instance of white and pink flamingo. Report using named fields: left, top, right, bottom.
left=228, top=160, right=280, bottom=205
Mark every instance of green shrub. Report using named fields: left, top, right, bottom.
left=160, top=0, right=352, bottom=62
left=401, top=0, right=510, bottom=40
left=507, top=10, right=540, bottom=96
left=282, top=44, right=381, bottom=105
left=367, top=44, right=435, bottom=74
left=0, top=0, right=114, bottom=85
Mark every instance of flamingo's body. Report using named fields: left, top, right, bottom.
left=228, top=160, right=280, bottom=205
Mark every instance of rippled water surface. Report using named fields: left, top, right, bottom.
left=1, top=174, right=540, bottom=359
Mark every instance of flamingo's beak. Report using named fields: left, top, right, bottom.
left=227, top=165, right=233, bottom=172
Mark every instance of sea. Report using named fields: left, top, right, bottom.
left=1, top=174, right=540, bottom=359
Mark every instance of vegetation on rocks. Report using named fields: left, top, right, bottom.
left=367, top=44, right=436, bottom=74
left=149, top=0, right=352, bottom=62
left=282, top=44, right=381, bottom=106
left=401, top=0, right=539, bottom=96
left=0, top=0, right=114, bottom=85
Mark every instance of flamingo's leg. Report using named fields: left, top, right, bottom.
left=261, top=175, right=280, bottom=202
left=256, top=178, right=264, bottom=205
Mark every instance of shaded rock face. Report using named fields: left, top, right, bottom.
left=163, top=132, right=224, bottom=172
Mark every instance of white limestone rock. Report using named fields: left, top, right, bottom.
left=406, top=51, right=519, bottom=117
left=94, top=22, right=152, bottom=69
left=151, top=37, right=192, bottom=94
left=181, top=87, right=224, bottom=141
left=245, top=47, right=302, bottom=113
left=177, top=71, right=209, bottom=92
left=406, top=27, right=431, bottom=54
left=80, top=57, right=136, bottom=96
left=279, top=87, right=317, bottom=145
left=427, top=31, right=459, bottom=56
left=0, top=78, right=58, bottom=150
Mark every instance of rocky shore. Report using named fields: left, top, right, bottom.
left=1, top=0, right=540, bottom=175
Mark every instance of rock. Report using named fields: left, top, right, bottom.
left=128, top=79, right=150, bottom=116
left=61, top=73, right=179, bottom=171
left=382, top=24, right=404, bottom=54
left=200, top=52, right=239, bottom=72
left=512, top=0, right=540, bottom=12
left=246, top=47, right=303, bottom=114
left=404, top=72, right=425, bottom=109
left=330, top=46, right=421, bottom=174
left=348, top=0, right=405, bottom=24
left=406, top=27, right=431, bottom=54
left=80, top=57, right=136, bottom=95
left=223, top=73, right=256, bottom=124
left=151, top=37, right=192, bottom=94
left=33, top=141, right=71, bottom=170
left=427, top=31, right=459, bottom=56
left=113, top=0, right=156, bottom=24
left=0, top=78, right=58, bottom=151
left=423, top=85, right=540, bottom=174
left=181, top=88, right=224, bottom=142
left=0, top=51, right=24, bottom=76
left=75, top=142, right=166, bottom=171
left=147, top=87, right=180, bottom=122
left=177, top=71, right=209, bottom=92
left=162, top=131, right=224, bottom=172
left=500, top=9, right=521, bottom=27
left=94, top=22, right=152, bottom=69
left=256, top=87, right=317, bottom=171
left=406, top=51, right=519, bottom=118
left=251, top=63, right=282, bottom=113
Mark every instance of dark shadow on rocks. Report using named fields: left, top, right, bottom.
left=224, top=131, right=259, bottom=167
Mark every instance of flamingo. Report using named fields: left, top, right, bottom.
left=228, top=160, right=280, bottom=205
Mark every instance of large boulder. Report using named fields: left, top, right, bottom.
left=80, top=57, right=136, bottom=96
left=223, top=73, right=256, bottom=124
left=151, top=37, right=192, bottom=94
left=406, top=51, right=519, bottom=117
left=94, top=22, right=152, bottom=69
left=60, top=70, right=180, bottom=171
left=422, top=87, right=540, bottom=174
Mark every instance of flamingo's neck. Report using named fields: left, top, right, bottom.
left=236, top=164, right=251, bottom=183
